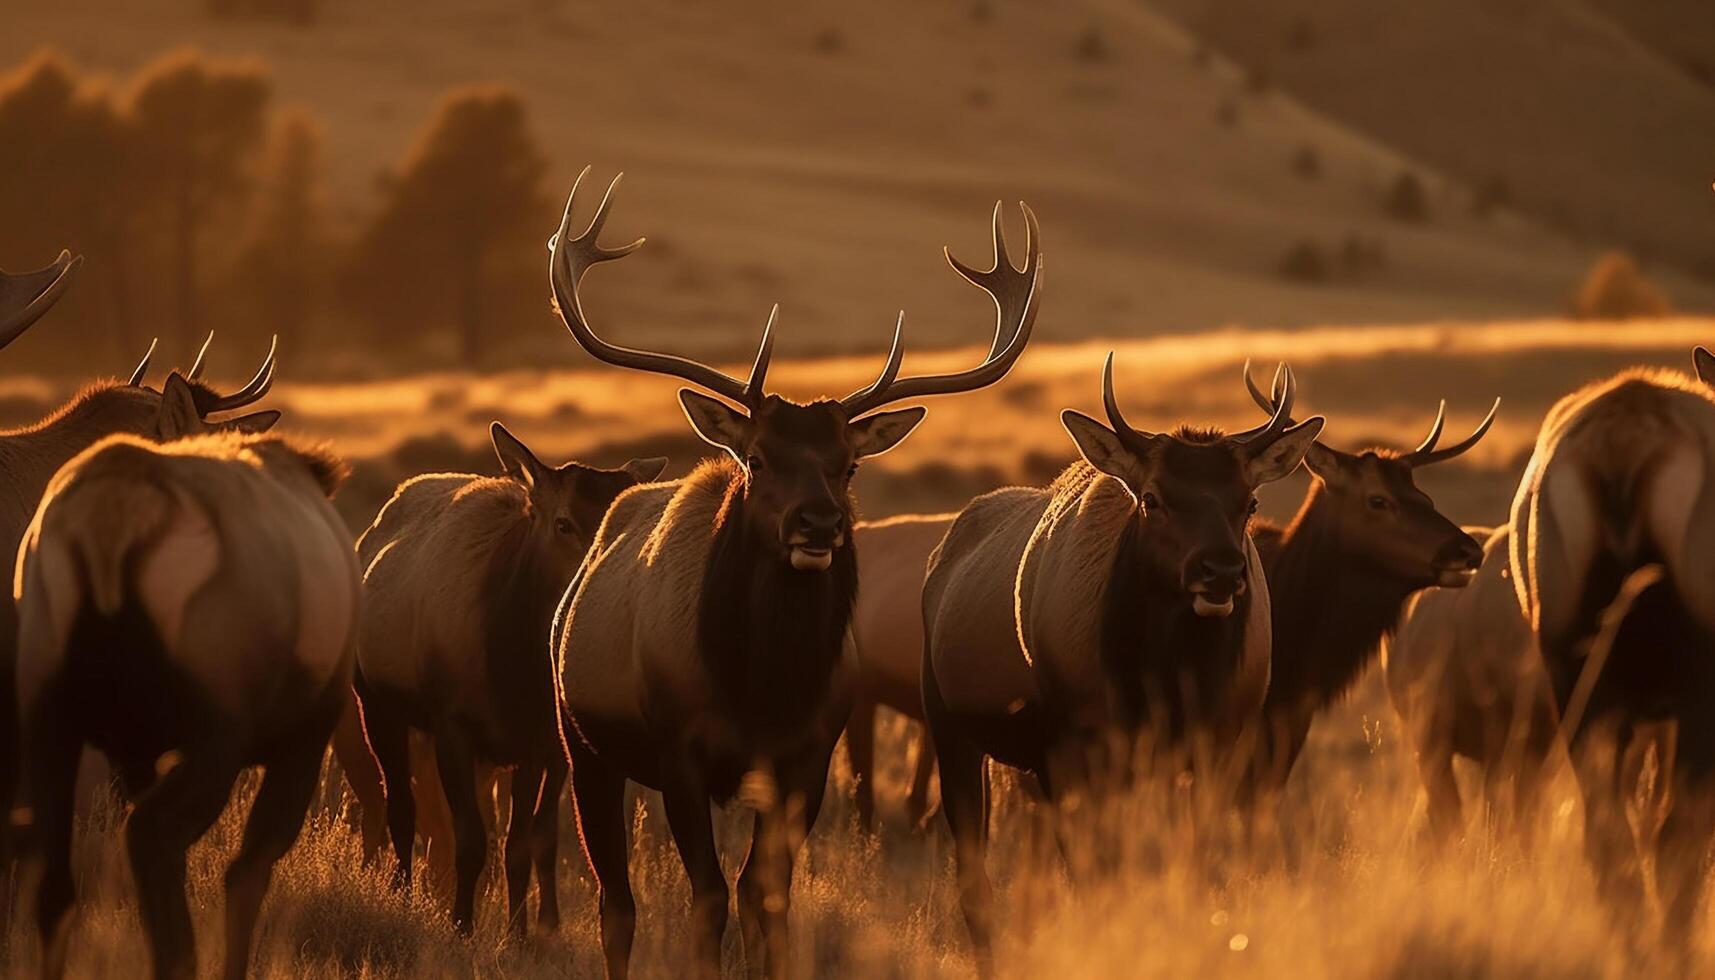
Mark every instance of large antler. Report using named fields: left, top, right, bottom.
left=0, top=250, right=82, bottom=351
left=1244, top=361, right=1498, bottom=466
left=131, top=334, right=277, bottom=411
left=839, top=203, right=1041, bottom=418
left=549, top=166, right=770, bottom=407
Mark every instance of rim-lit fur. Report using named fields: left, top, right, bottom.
left=16, top=429, right=356, bottom=980
left=1508, top=361, right=1715, bottom=945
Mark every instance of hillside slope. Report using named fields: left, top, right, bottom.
left=7, top=0, right=1707, bottom=364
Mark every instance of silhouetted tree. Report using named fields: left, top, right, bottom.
left=233, top=109, right=328, bottom=342
left=127, top=51, right=271, bottom=353
left=1573, top=251, right=1671, bottom=320
left=342, top=86, right=547, bottom=364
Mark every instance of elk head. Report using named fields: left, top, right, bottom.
left=549, top=167, right=1040, bottom=573
left=155, top=372, right=281, bottom=440
left=0, top=250, right=81, bottom=347
left=1243, top=363, right=1492, bottom=589
left=490, top=421, right=666, bottom=573
left=1694, top=346, right=1714, bottom=387
left=1062, top=358, right=1324, bottom=617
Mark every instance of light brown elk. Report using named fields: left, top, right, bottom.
left=846, top=512, right=954, bottom=831
left=1384, top=524, right=1556, bottom=842
left=921, top=357, right=1321, bottom=973
left=1509, top=348, right=1715, bottom=950
left=1236, top=366, right=1492, bottom=802
left=346, top=422, right=663, bottom=935
left=550, top=167, right=1039, bottom=979
left=17, top=373, right=352, bottom=980
left=0, top=253, right=276, bottom=858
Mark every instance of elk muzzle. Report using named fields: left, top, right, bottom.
left=1433, top=534, right=1484, bottom=588
left=1186, top=549, right=1248, bottom=618
left=785, top=506, right=846, bottom=572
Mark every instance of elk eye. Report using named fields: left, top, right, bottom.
left=847, top=462, right=859, bottom=479
left=555, top=517, right=575, bottom=535
left=1367, top=495, right=1393, bottom=512
left=1141, top=492, right=1160, bottom=512
left=1248, top=497, right=1260, bottom=516
left=745, top=455, right=764, bottom=473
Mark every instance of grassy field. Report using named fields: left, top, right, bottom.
left=0, top=316, right=1708, bottom=977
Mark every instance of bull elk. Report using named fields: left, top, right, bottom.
left=1237, top=366, right=1492, bottom=801
left=921, top=357, right=1322, bottom=973
left=17, top=373, right=353, bottom=980
left=549, top=167, right=1039, bottom=978
left=343, top=423, right=663, bottom=934
left=0, top=253, right=276, bottom=857
left=1507, top=348, right=1715, bottom=948
left=1384, top=524, right=1556, bottom=843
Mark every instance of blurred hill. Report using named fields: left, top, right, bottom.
left=1151, top=0, right=1715, bottom=277
left=5, top=0, right=1713, bottom=375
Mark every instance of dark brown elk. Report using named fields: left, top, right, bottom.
left=346, top=422, right=663, bottom=935
left=550, top=167, right=1039, bottom=979
left=1384, top=524, right=1556, bottom=843
left=0, top=254, right=276, bottom=859
left=921, top=357, right=1321, bottom=973
left=1509, top=349, right=1715, bottom=950
left=17, top=374, right=352, bottom=980
left=846, top=513, right=954, bottom=832
left=1237, top=366, right=1493, bottom=802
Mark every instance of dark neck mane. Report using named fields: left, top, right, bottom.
left=1101, top=512, right=1251, bottom=742
left=1258, top=482, right=1421, bottom=717
left=697, top=468, right=856, bottom=748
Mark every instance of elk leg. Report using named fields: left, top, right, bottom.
left=411, top=732, right=459, bottom=907
left=906, top=726, right=939, bottom=830
left=1416, top=744, right=1463, bottom=845
left=570, top=748, right=634, bottom=979
left=846, top=698, right=877, bottom=833
left=223, top=732, right=324, bottom=980
left=433, top=731, right=488, bottom=935
left=532, top=755, right=567, bottom=934
left=1571, top=726, right=1647, bottom=932
left=1655, top=742, right=1715, bottom=952
left=24, top=689, right=81, bottom=980
left=355, top=675, right=417, bottom=890
left=504, top=761, right=542, bottom=936
left=936, top=731, right=994, bottom=976
left=662, top=776, right=727, bottom=980
left=127, top=746, right=241, bottom=980
left=736, top=752, right=832, bottom=980
left=329, top=686, right=388, bottom=861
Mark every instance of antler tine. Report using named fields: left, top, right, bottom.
left=0, top=250, right=82, bottom=351
left=744, top=305, right=779, bottom=402
left=1101, top=351, right=1141, bottom=435
left=187, top=331, right=215, bottom=382
left=1406, top=398, right=1500, bottom=467
left=550, top=166, right=757, bottom=406
left=840, top=201, right=1042, bottom=417
left=210, top=335, right=278, bottom=411
left=128, top=337, right=159, bottom=387
left=1414, top=400, right=1447, bottom=454
left=841, top=312, right=906, bottom=411
left=1234, top=362, right=1296, bottom=441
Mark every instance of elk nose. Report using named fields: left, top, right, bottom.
left=1438, top=536, right=1484, bottom=571
left=797, top=508, right=844, bottom=539
left=1197, top=552, right=1247, bottom=584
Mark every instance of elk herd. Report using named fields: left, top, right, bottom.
left=0, top=170, right=1713, bottom=978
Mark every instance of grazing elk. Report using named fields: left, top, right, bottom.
left=1237, top=366, right=1493, bottom=801
left=1385, top=524, right=1557, bottom=842
left=17, top=373, right=350, bottom=980
left=1508, top=348, right=1715, bottom=949
left=846, top=513, right=955, bottom=832
left=0, top=253, right=277, bottom=856
left=347, top=422, right=664, bottom=935
left=550, top=167, right=1039, bottom=978
left=921, top=357, right=1322, bottom=972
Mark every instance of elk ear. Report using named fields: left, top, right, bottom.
left=679, top=389, right=751, bottom=459
left=156, top=372, right=204, bottom=440
left=491, top=421, right=548, bottom=489
left=1245, top=416, right=1326, bottom=485
left=621, top=456, right=668, bottom=484
left=1062, top=410, right=1143, bottom=496
left=217, top=409, right=281, bottom=435
left=1298, top=441, right=1344, bottom=480
left=1695, top=347, right=1715, bottom=387
left=849, top=407, right=926, bottom=459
